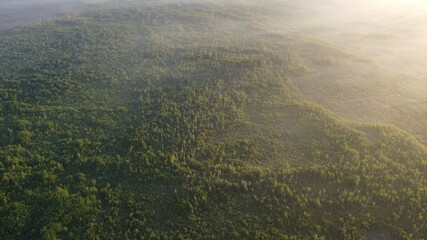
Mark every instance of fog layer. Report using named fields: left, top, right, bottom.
left=2, top=0, right=426, bottom=142
left=285, top=0, right=427, bottom=79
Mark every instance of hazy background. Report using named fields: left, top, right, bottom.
left=1, top=0, right=426, bottom=142
left=283, top=0, right=427, bottom=79
left=0, top=0, right=128, bottom=31
left=0, top=0, right=84, bottom=30
left=263, top=0, right=427, bottom=143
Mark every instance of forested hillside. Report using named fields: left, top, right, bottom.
left=1, top=2, right=427, bottom=239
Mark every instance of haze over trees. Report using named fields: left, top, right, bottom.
left=0, top=0, right=426, bottom=239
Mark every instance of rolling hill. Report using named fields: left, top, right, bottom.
left=0, top=1, right=426, bottom=239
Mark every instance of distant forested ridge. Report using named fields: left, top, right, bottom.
left=0, top=3, right=426, bottom=240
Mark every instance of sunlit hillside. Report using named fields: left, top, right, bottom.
left=0, top=1, right=426, bottom=239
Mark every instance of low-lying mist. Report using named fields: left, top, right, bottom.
left=184, top=0, right=427, bottom=143
left=2, top=0, right=426, bottom=142
left=282, top=0, right=427, bottom=79
left=0, top=0, right=128, bottom=31
left=0, top=0, right=83, bottom=30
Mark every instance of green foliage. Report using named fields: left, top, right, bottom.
left=0, top=3, right=426, bottom=240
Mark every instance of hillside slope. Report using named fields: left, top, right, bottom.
left=0, top=3, right=426, bottom=239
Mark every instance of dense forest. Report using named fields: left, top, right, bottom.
left=1, top=2, right=427, bottom=239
